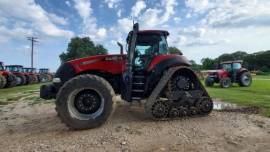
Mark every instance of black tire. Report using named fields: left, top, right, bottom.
left=205, top=76, right=214, bottom=87
left=16, top=75, right=26, bottom=86
left=219, top=77, right=231, bottom=88
left=24, top=75, right=30, bottom=85
left=56, top=74, right=115, bottom=130
left=5, top=74, right=17, bottom=88
left=40, top=74, right=49, bottom=82
left=239, top=72, right=252, bottom=87
left=0, top=75, right=7, bottom=89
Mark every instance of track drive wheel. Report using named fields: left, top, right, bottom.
left=56, top=74, right=115, bottom=130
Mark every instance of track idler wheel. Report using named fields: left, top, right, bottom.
left=151, top=100, right=170, bottom=119
left=196, top=98, right=213, bottom=115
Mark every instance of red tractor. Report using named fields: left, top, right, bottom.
left=5, top=65, right=28, bottom=86
left=0, top=62, right=17, bottom=88
left=22, top=68, right=39, bottom=83
left=39, top=68, right=53, bottom=82
left=205, top=60, right=252, bottom=88
left=40, top=23, right=213, bottom=130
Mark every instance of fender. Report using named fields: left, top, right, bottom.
left=144, top=55, right=192, bottom=96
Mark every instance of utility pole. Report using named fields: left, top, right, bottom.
left=27, top=37, right=38, bottom=68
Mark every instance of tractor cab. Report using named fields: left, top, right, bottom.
left=220, top=60, right=243, bottom=82
left=0, top=62, right=4, bottom=71
left=127, top=30, right=169, bottom=71
left=5, top=65, right=23, bottom=73
left=39, top=68, right=49, bottom=74
left=23, top=68, right=37, bottom=74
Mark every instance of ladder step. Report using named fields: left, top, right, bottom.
left=133, top=75, right=145, bottom=78
left=133, top=82, right=144, bottom=85
left=132, top=89, right=144, bottom=92
left=132, top=97, right=142, bottom=100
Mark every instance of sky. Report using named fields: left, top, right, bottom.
left=0, top=0, right=270, bottom=72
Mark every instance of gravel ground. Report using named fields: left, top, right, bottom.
left=0, top=98, right=270, bottom=152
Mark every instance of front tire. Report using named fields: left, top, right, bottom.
left=56, top=74, right=115, bottom=130
left=205, top=76, right=214, bottom=87
left=0, top=75, right=7, bottom=89
left=220, top=77, right=231, bottom=88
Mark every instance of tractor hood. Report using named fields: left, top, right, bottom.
left=68, top=54, right=125, bottom=65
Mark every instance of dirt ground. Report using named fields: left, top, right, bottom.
left=0, top=94, right=270, bottom=152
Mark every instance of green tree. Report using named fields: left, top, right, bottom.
left=168, top=46, right=182, bottom=55
left=201, top=58, right=216, bottom=70
left=59, top=37, right=108, bottom=62
left=189, top=60, right=202, bottom=71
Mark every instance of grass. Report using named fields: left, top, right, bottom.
left=0, top=83, right=48, bottom=105
left=206, top=75, right=270, bottom=117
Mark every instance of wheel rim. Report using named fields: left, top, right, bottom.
left=242, top=75, right=251, bottom=85
left=222, top=79, right=230, bottom=87
left=16, top=77, right=22, bottom=85
left=68, top=88, right=104, bottom=120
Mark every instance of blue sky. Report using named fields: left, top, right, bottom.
left=0, top=0, right=270, bottom=71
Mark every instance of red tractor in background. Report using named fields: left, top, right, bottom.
left=5, top=65, right=36, bottom=85
left=22, top=68, right=39, bottom=83
left=39, top=68, right=53, bottom=82
left=0, top=62, right=17, bottom=88
left=40, top=23, right=213, bottom=130
left=205, top=60, right=252, bottom=88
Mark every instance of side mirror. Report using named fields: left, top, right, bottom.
left=117, top=42, right=123, bottom=55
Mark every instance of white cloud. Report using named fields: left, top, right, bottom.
left=0, top=26, right=32, bottom=43
left=104, top=0, right=122, bottom=9
left=0, top=0, right=74, bottom=38
left=117, top=9, right=122, bottom=17
left=185, top=0, right=209, bottom=13
left=117, top=18, right=133, bottom=33
left=139, top=0, right=178, bottom=27
left=73, top=0, right=107, bottom=40
left=131, top=0, right=146, bottom=17
left=65, top=1, right=71, bottom=7
left=174, top=17, right=181, bottom=23
left=97, top=28, right=107, bottom=38
left=47, top=13, right=68, bottom=25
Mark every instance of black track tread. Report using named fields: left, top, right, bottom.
left=145, top=66, right=213, bottom=120
left=55, top=74, right=116, bottom=130
left=145, top=67, right=181, bottom=120
left=0, top=75, right=7, bottom=88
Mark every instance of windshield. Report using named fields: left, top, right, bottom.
left=23, top=68, right=36, bottom=73
left=6, top=66, right=23, bottom=72
left=233, top=63, right=242, bottom=69
left=0, top=64, right=3, bottom=70
left=135, top=34, right=168, bottom=55
left=222, top=63, right=232, bottom=71
left=39, top=69, right=49, bottom=73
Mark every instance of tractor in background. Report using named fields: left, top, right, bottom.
left=205, top=60, right=252, bottom=88
left=22, top=68, right=39, bottom=83
left=0, top=62, right=17, bottom=88
left=5, top=65, right=33, bottom=85
left=39, top=68, right=53, bottom=82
